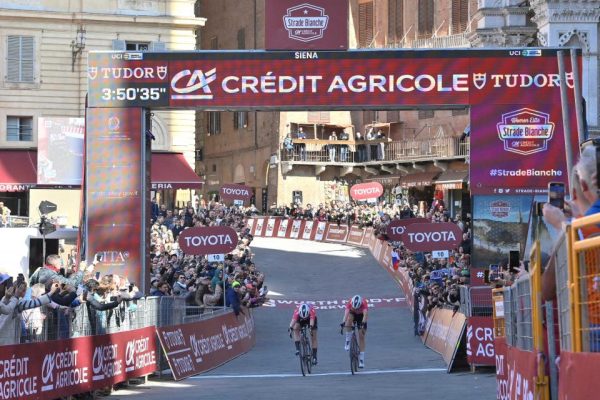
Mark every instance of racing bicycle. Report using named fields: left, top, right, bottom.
left=340, top=322, right=360, bottom=375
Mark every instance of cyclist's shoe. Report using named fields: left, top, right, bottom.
left=344, top=341, right=350, bottom=351
left=312, top=357, right=317, bottom=365
left=295, top=350, right=300, bottom=356
left=358, top=359, right=365, bottom=369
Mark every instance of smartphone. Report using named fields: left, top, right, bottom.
left=548, top=182, right=565, bottom=210
left=489, top=264, right=499, bottom=273
left=95, top=272, right=101, bottom=280
left=96, top=253, right=103, bottom=262
left=509, top=251, right=520, bottom=273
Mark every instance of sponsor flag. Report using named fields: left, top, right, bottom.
left=391, top=250, right=400, bottom=271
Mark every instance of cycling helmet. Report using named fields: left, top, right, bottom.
left=351, top=295, right=363, bottom=310
left=299, top=303, right=310, bottom=319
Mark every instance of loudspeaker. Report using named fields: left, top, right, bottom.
left=39, top=200, right=57, bottom=215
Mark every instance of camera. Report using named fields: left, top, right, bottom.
left=109, top=296, right=118, bottom=302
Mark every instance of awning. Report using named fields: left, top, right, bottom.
left=364, top=175, right=402, bottom=186
left=151, top=152, right=203, bottom=190
left=400, top=171, right=441, bottom=188
left=434, top=169, right=468, bottom=190
left=0, top=150, right=37, bottom=191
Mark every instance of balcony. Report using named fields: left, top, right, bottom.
left=385, top=33, right=471, bottom=49
left=279, top=137, right=469, bottom=174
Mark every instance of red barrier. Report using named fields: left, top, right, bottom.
left=264, top=217, right=278, bottom=237
left=314, top=221, right=327, bottom=241
left=466, top=316, right=495, bottom=366
left=289, top=219, right=303, bottom=239
left=347, top=225, right=365, bottom=246
left=362, top=227, right=373, bottom=247
left=558, top=351, right=600, bottom=400
left=246, top=218, right=256, bottom=235
left=253, top=217, right=266, bottom=236
left=494, top=338, right=537, bottom=400
left=0, top=327, right=157, bottom=400
left=276, top=218, right=290, bottom=238
left=302, top=220, right=315, bottom=240
left=325, top=224, right=349, bottom=242
left=157, top=312, right=255, bottom=380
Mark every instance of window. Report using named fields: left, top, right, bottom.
left=126, top=42, right=149, bottom=51
left=418, top=110, right=434, bottom=119
left=7, top=35, right=34, bottom=82
left=233, top=112, right=248, bottom=130
left=451, top=0, right=469, bottom=34
left=307, top=111, right=330, bottom=124
left=237, top=29, right=245, bottom=50
left=418, top=0, right=434, bottom=38
left=210, top=36, right=218, bottom=50
left=207, top=112, right=221, bottom=135
left=212, top=164, right=217, bottom=172
left=195, top=148, right=204, bottom=161
left=452, top=108, right=469, bottom=116
left=7, top=116, right=33, bottom=141
left=358, top=2, right=374, bottom=47
left=388, top=0, right=404, bottom=43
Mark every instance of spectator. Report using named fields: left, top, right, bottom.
left=226, top=281, right=243, bottom=316
left=33, top=254, right=95, bottom=288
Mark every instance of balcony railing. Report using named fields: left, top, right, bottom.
left=280, top=137, right=469, bottom=165
left=384, top=33, right=470, bottom=49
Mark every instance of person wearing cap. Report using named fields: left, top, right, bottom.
left=226, top=281, right=243, bottom=316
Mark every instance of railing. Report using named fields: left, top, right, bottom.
left=553, top=233, right=572, bottom=351
left=384, top=33, right=470, bottom=49
left=281, top=137, right=469, bottom=165
left=458, top=285, right=492, bottom=317
left=11, top=296, right=228, bottom=345
left=0, top=215, right=31, bottom=228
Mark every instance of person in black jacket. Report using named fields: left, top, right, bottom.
left=83, top=279, right=123, bottom=335
left=226, top=281, right=243, bottom=316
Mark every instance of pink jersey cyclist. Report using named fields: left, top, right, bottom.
left=345, top=298, right=368, bottom=314
left=292, top=304, right=317, bottom=322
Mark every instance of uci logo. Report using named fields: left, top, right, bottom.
left=171, top=68, right=216, bottom=100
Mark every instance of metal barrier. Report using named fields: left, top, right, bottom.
left=568, top=213, right=600, bottom=352
left=503, top=286, right=516, bottom=346
left=530, top=240, right=550, bottom=400
left=457, top=285, right=492, bottom=317
left=514, top=274, right=534, bottom=351
left=553, top=233, right=573, bottom=351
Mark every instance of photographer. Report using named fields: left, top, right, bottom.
left=82, top=279, right=124, bottom=336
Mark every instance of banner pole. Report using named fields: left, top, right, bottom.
left=557, top=50, right=574, bottom=197
left=570, top=48, right=586, bottom=145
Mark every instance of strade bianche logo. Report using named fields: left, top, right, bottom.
left=497, top=108, right=555, bottom=155
left=490, top=200, right=511, bottom=218
left=283, top=3, right=329, bottom=42
left=171, top=68, right=217, bottom=100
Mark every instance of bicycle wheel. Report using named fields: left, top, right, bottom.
left=350, top=332, right=359, bottom=374
left=303, top=333, right=313, bottom=374
left=299, top=330, right=307, bottom=376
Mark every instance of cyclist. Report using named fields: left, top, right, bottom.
left=342, top=294, right=368, bottom=368
left=289, top=303, right=318, bottom=365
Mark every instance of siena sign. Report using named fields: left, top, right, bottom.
left=178, top=226, right=238, bottom=255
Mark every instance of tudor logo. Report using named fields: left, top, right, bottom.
left=157, top=66, right=168, bottom=80
left=108, top=116, right=120, bottom=132
left=473, top=73, right=486, bottom=90
left=283, top=4, right=329, bottom=42
left=171, top=68, right=216, bottom=100
left=88, top=66, right=98, bottom=80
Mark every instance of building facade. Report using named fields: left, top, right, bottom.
left=196, top=0, right=599, bottom=213
left=0, top=0, right=204, bottom=225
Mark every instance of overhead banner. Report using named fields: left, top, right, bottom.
left=265, top=0, right=348, bottom=50
left=37, top=117, right=84, bottom=185
left=87, top=49, right=577, bottom=110
left=86, top=108, right=146, bottom=288
left=0, top=327, right=156, bottom=400
left=157, top=311, right=255, bottom=380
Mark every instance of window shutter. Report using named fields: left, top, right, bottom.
left=358, top=2, right=374, bottom=47
left=388, top=0, right=404, bottom=43
left=112, top=40, right=126, bottom=51
left=7, top=36, right=34, bottom=82
left=233, top=112, right=239, bottom=129
left=237, top=29, right=245, bottom=50
left=6, top=117, right=18, bottom=141
left=149, top=41, right=166, bottom=51
left=418, top=0, right=434, bottom=37
left=7, top=36, right=20, bottom=81
left=451, top=0, right=469, bottom=34
left=210, top=36, right=218, bottom=50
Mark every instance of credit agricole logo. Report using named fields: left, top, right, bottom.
left=283, top=3, right=329, bottom=42
left=496, top=108, right=555, bottom=155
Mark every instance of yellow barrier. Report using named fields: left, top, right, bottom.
left=492, top=288, right=505, bottom=338
left=529, top=241, right=549, bottom=400
left=569, top=212, right=600, bottom=353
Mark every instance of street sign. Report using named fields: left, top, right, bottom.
left=207, top=254, right=225, bottom=263
left=432, top=250, right=450, bottom=259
